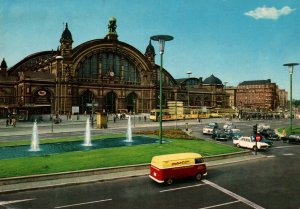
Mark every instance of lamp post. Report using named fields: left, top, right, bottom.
left=51, top=97, right=54, bottom=133
left=133, top=98, right=136, bottom=127
left=55, top=56, right=63, bottom=115
left=151, top=35, right=173, bottom=144
left=186, top=71, right=192, bottom=113
left=283, top=63, right=298, bottom=132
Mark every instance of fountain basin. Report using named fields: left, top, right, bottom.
left=0, top=136, right=159, bottom=160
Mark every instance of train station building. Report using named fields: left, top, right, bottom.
left=0, top=18, right=228, bottom=120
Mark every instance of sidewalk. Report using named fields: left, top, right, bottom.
left=0, top=153, right=266, bottom=193
left=0, top=116, right=217, bottom=137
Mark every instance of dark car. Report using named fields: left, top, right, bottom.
left=259, top=128, right=280, bottom=141
left=226, top=128, right=242, bottom=140
left=281, top=134, right=300, bottom=144
left=259, top=137, right=273, bottom=147
left=212, top=129, right=230, bottom=141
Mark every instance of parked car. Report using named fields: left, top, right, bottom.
left=281, top=134, right=300, bottom=144
left=259, top=128, right=280, bottom=141
left=233, top=136, right=269, bottom=151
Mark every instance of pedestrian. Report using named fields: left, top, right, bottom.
left=12, top=118, right=16, bottom=127
left=144, top=115, right=147, bottom=122
left=282, top=128, right=287, bottom=137
left=6, top=118, right=9, bottom=127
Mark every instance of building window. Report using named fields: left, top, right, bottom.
left=76, top=52, right=140, bottom=84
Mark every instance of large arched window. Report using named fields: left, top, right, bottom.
left=104, top=91, right=117, bottom=113
left=80, top=90, right=95, bottom=113
left=76, top=52, right=140, bottom=84
left=126, top=92, right=138, bottom=113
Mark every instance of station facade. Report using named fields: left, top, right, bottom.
left=0, top=18, right=227, bottom=120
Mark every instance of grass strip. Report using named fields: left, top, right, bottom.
left=0, top=136, right=241, bottom=178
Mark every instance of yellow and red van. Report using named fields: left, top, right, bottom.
left=149, top=152, right=207, bottom=184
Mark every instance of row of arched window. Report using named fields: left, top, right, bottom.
left=76, top=52, right=140, bottom=83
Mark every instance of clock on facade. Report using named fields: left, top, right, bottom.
left=109, top=71, right=115, bottom=77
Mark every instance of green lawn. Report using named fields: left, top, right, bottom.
left=0, top=134, right=242, bottom=178
left=277, top=125, right=300, bottom=135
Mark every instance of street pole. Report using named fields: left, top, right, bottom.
left=51, top=97, right=54, bottom=133
left=186, top=71, right=192, bottom=114
left=283, top=63, right=298, bottom=132
left=56, top=56, right=63, bottom=115
left=151, top=35, right=173, bottom=144
left=224, top=81, right=228, bottom=108
left=91, top=99, right=95, bottom=128
left=133, top=99, right=136, bottom=127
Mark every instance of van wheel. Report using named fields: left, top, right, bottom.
left=165, top=178, right=174, bottom=185
left=253, top=146, right=258, bottom=151
left=236, top=144, right=240, bottom=148
left=195, top=173, right=202, bottom=181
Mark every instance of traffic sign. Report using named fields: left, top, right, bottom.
left=255, top=134, right=261, bottom=142
left=86, top=103, right=98, bottom=107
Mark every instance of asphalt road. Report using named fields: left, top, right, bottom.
left=0, top=144, right=299, bottom=209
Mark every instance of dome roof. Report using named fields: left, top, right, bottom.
left=203, top=74, right=222, bottom=85
left=145, top=40, right=155, bottom=54
left=60, top=23, right=73, bottom=42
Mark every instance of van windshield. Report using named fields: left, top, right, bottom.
left=195, top=158, right=204, bottom=164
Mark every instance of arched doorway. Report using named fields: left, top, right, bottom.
left=80, top=90, right=95, bottom=114
left=31, top=89, right=52, bottom=114
left=126, top=92, right=137, bottom=113
left=105, top=91, right=117, bottom=113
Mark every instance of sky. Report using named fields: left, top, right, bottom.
left=1, top=0, right=300, bottom=99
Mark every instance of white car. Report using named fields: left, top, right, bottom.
left=202, top=125, right=215, bottom=135
left=257, top=123, right=270, bottom=131
left=233, top=136, right=269, bottom=151
left=223, top=122, right=233, bottom=130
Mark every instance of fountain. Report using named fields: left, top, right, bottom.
left=30, top=120, right=40, bottom=151
left=83, top=118, right=92, bottom=146
left=0, top=114, right=160, bottom=160
left=125, top=116, right=133, bottom=142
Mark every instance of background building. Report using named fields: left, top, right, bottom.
left=236, top=79, right=288, bottom=114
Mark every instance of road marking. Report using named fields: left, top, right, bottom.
left=198, top=200, right=240, bottom=209
left=283, top=153, right=294, bottom=156
left=202, top=180, right=265, bottom=209
left=274, top=145, right=295, bottom=149
left=160, top=183, right=206, bottom=193
left=267, top=155, right=276, bottom=158
left=0, top=198, right=34, bottom=205
left=54, top=199, right=112, bottom=208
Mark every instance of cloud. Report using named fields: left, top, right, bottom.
left=244, top=6, right=296, bottom=20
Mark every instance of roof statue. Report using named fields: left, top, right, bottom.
left=105, top=17, right=118, bottom=40
left=108, top=17, right=117, bottom=34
